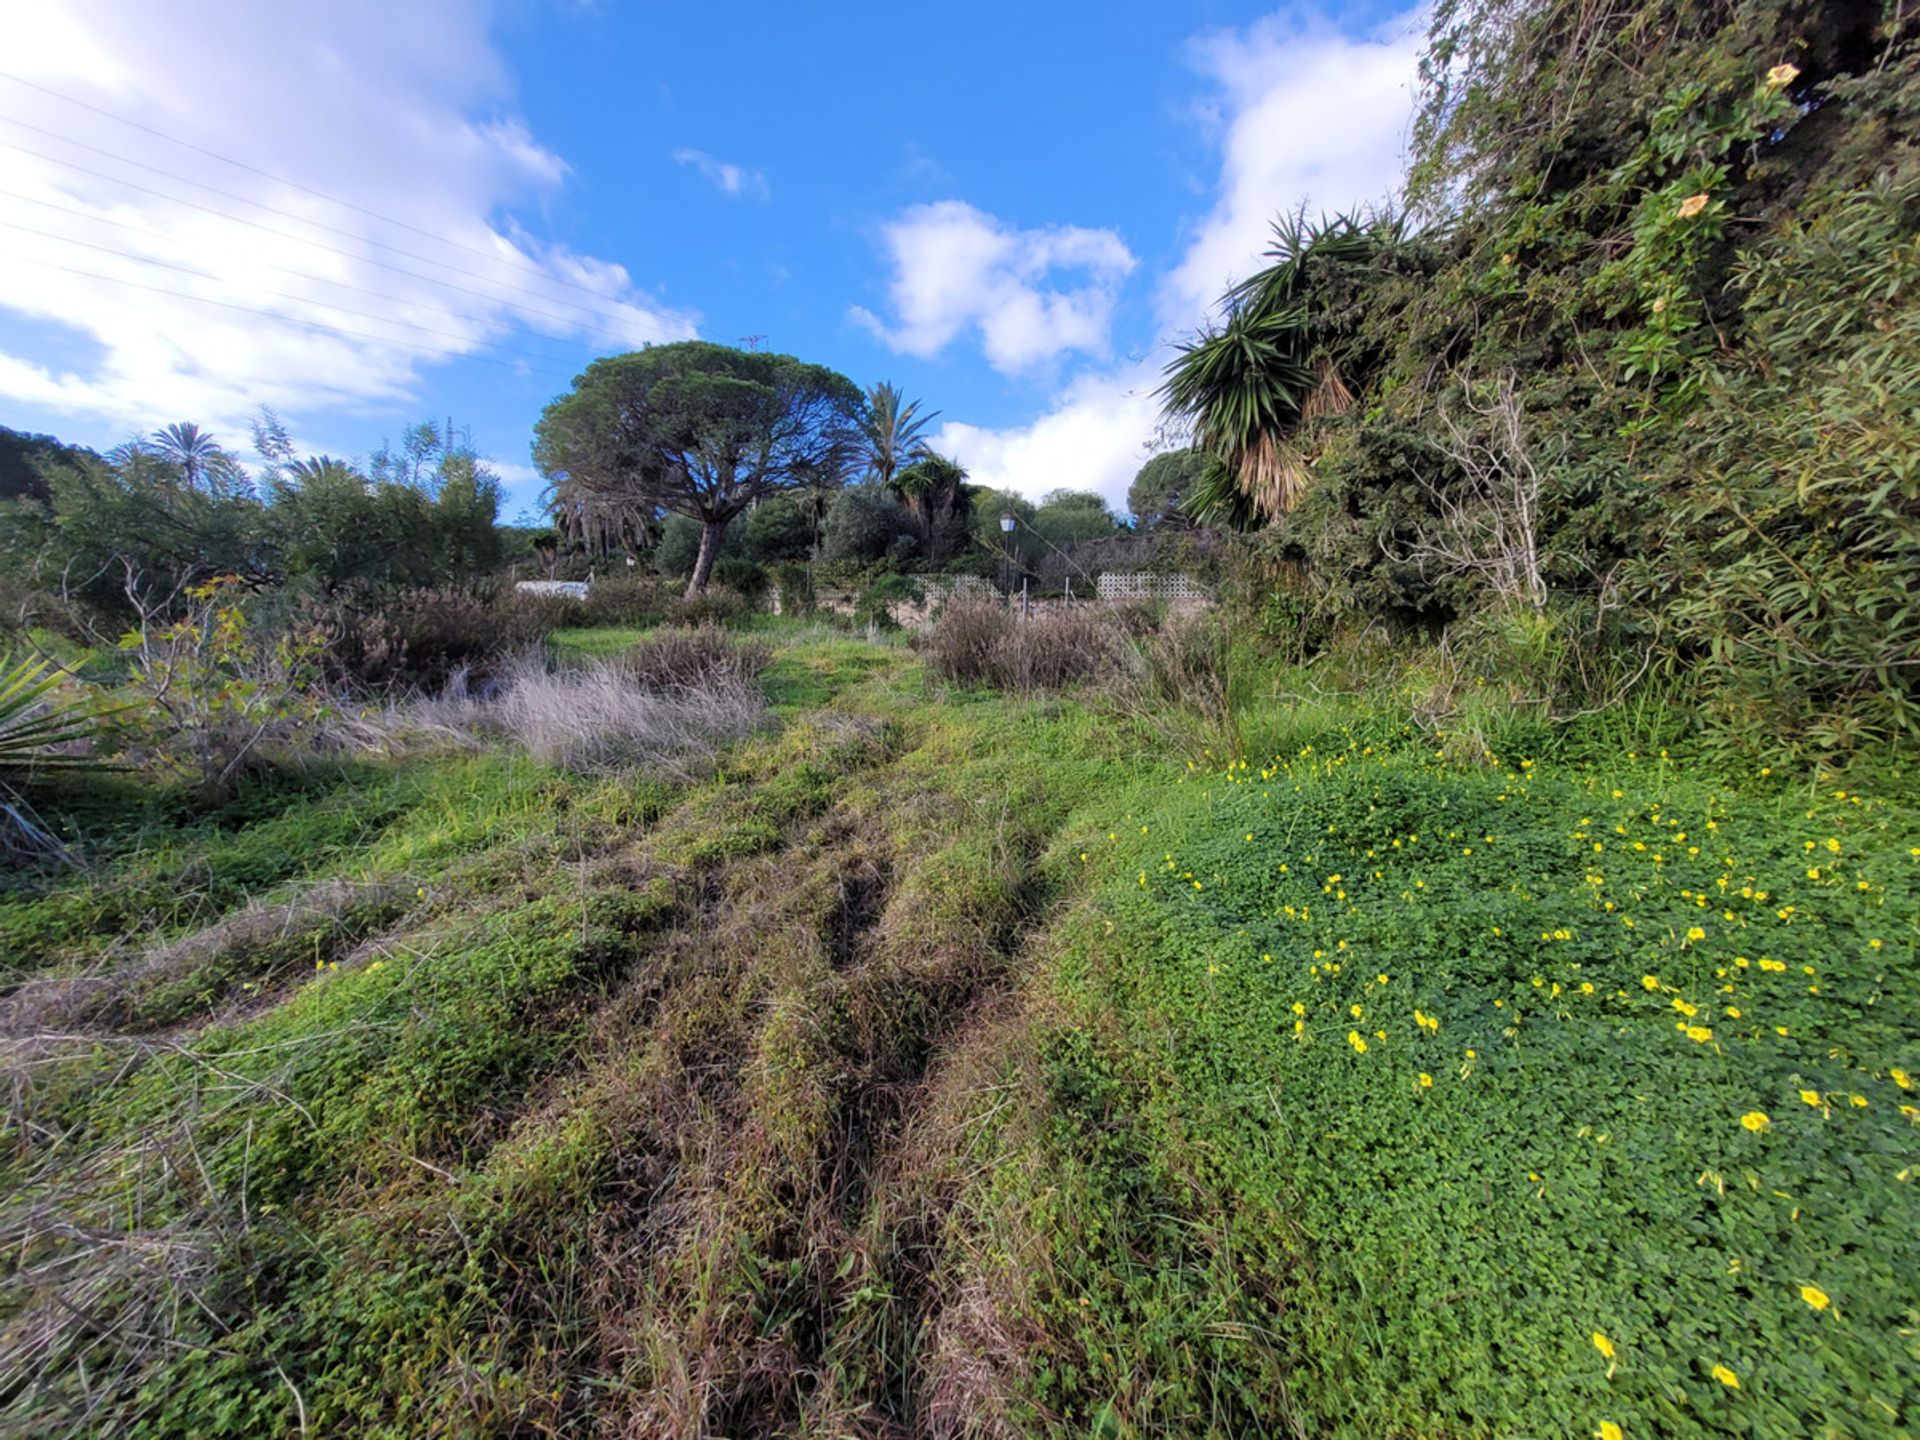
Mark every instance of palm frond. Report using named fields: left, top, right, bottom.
left=0, top=655, right=108, bottom=772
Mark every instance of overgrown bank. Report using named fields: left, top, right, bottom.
left=3, top=620, right=1915, bottom=1438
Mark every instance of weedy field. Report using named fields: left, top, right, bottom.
left=2, top=622, right=1916, bottom=1440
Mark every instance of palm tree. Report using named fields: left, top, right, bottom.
left=1160, top=211, right=1395, bottom=527
left=287, top=455, right=361, bottom=486
left=150, top=422, right=231, bottom=492
left=859, top=381, right=938, bottom=488
left=889, top=453, right=968, bottom=556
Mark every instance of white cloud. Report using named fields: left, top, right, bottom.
left=673, top=147, right=770, bottom=201
left=921, top=9, right=1423, bottom=516
left=935, top=365, right=1162, bottom=511
left=851, top=200, right=1137, bottom=375
left=0, top=0, right=698, bottom=449
left=483, top=457, right=547, bottom=516
left=1160, top=10, right=1423, bottom=328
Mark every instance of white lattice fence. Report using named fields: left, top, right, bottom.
left=1095, top=571, right=1210, bottom=602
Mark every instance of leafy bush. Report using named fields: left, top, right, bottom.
left=742, top=496, right=816, bottom=562
left=580, top=573, right=675, bottom=627
left=768, top=561, right=814, bottom=615
left=668, top=586, right=754, bottom=628
left=822, top=483, right=915, bottom=565
left=119, top=578, right=328, bottom=796
left=302, top=585, right=543, bottom=694
left=710, top=557, right=769, bottom=601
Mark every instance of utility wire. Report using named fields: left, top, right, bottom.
left=0, top=216, right=608, bottom=371
left=0, top=132, right=680, bottom=344
left=0, top=184, right=648, bottom=348
left=10, top=253, right=583, bottom=382
left=0, top=70, right=608, bottom=284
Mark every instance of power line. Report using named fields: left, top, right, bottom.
left=0, top=217, right=609, bottom=372
left=0, top=184, right=653, bottom=348
left=0, top=69, right=677, bottom=317
left=0, top=131, right=682, bottom=345
left=10, top=253, right=584, bottom=382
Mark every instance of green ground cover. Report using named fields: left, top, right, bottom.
left=2, top=628, right=1914, bottom=1438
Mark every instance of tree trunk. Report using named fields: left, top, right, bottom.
left=686, top=516, right=727, bottom=597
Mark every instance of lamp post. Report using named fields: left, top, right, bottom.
left=999, top=511, right=1016, bottom=598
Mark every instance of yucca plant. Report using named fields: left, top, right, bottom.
left=0, top=653, right=104, bottom=772
left=1, top=652, right=110, bottom=859
left=1161, top=210, right=1397, bottom=527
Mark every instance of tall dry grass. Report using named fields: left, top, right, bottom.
left=326, top=630, right=770, bottom=774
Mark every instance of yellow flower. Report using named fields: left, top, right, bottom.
left=1799, top=1090, right=1821, bottom=1107
left=1767, top=62, right=1800, bottom=87
left=1799, top=1284, right=1830, bottom=1311
left=1893, top=1069, right=1912, bottom=1090
left=1678, top=192, right=1710, bottom=218
left=1850, top=1095, right=1868, bottom=1108
left=1711, top=1363, right=1740, bottom=1389
left=1348, top=1031, right=1368, bottom=1054
left=1593, top=1331, right=1616, bottom=1360
left=1686, top=926, right=1706, bottom=942
left=1418, top=1073, right=1434, bottom=1088
left=1598, top=1424, right=1624, bottom=1440
left=1740, top=1111, right=1771, bottom=1132
left=1685, top=1026, right=1713, bottom=1044
left=1642, top=974, right=1660, bottom=992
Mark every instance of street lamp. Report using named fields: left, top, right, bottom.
left=999, top=512, right=1016, bottom=596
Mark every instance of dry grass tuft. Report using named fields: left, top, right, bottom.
left=1, top=876, right=406, bottom=1034
left=620, top=623, right=772, bottom=693
left=327, top=645, right=770, bottom=774
left=921, top=601, right=1128, bottom=694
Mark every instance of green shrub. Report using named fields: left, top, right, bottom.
left=581, top=573, right=675, bottom=627
left=822, top=484, right=914, bottom=565
left=742, top=496, right=816, bottom=562
left=303, top=585, right=546, bottom=693
left=711, top=557, right=769, bottom=600
left=669, top=586, right=753, bottom=628
left=768, top=561, right=814, bottom=615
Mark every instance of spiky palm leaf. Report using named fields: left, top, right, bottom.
left=0, top=655, right=104, bottom=772
left=1161, top=210, right=1396, bottom=527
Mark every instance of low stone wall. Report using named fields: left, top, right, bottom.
left=515, top=579, right=590, bottom=601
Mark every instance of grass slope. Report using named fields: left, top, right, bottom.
left=2, top=627, right=1914, bottom=1438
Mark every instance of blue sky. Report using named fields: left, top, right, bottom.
left=0, top=0, right=1422, bottom=518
